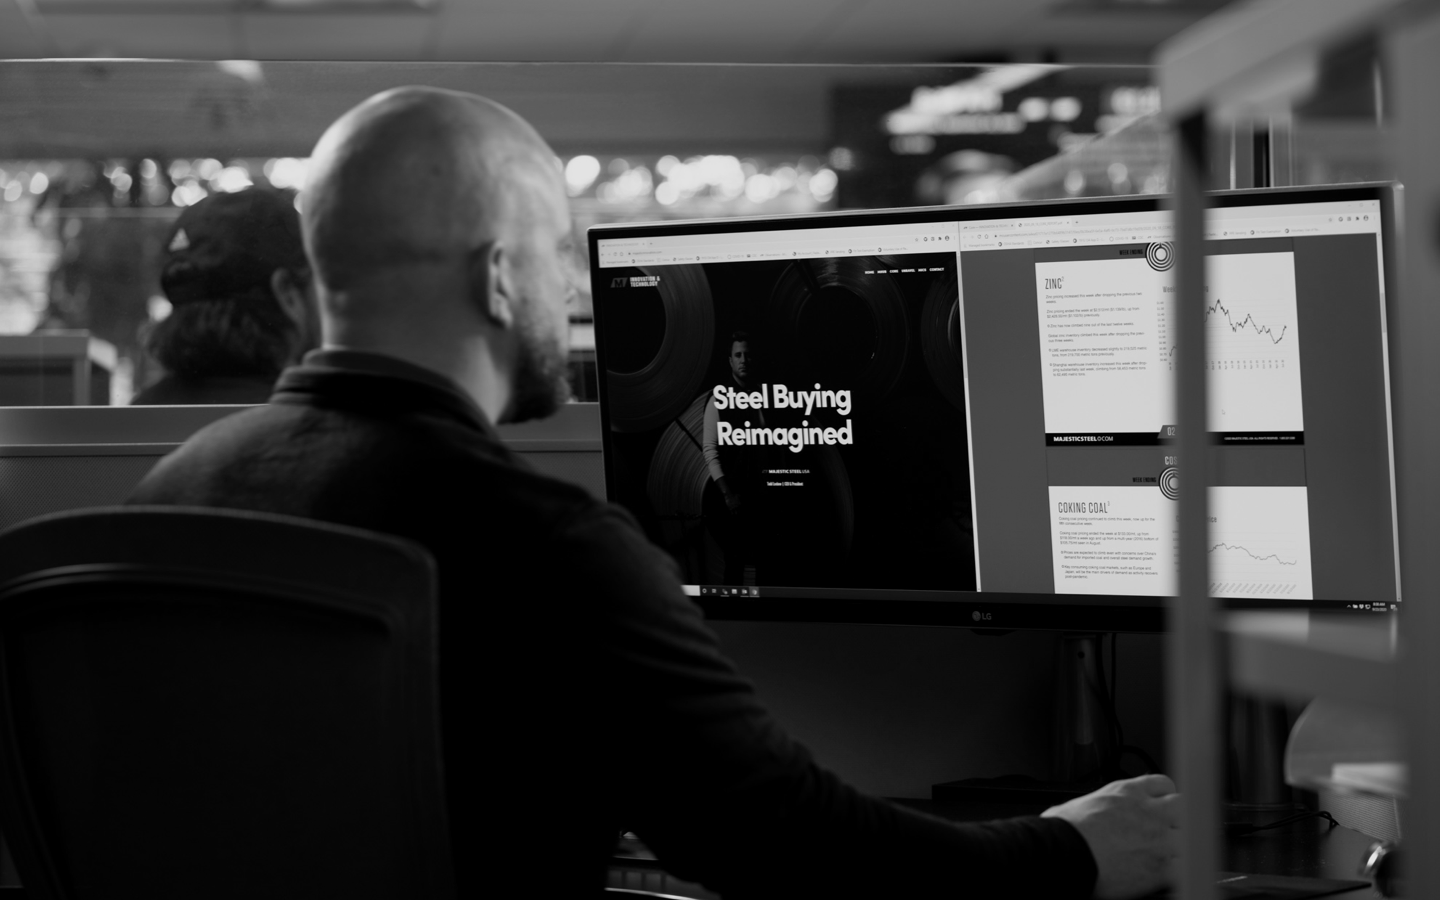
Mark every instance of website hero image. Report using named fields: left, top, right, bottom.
left=597, top=226, right=974, bottom=598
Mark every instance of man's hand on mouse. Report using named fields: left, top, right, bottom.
left=1041, top=774, right=1179, bottom=900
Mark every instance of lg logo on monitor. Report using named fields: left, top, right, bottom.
left=972, top=611, right=992, bottom=622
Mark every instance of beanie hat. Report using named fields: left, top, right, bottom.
left=161, top=187, right=305, bottom=306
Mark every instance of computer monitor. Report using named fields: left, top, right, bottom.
left=588, top=184, right=1398, bottom=631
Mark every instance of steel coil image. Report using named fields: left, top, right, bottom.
left=606, top=265, right=715, bottom=433
left=645, top=392, right=713, bottom=538
left=920, top=271, right=966, bottom=411
left=764, top=258, right=911, bottom=401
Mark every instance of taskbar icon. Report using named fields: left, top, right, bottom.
left=700, top=585, right=761, bottom=598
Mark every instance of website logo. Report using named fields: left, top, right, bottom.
left=1159, top=465, right=1179, bottom=501
left=612, top=275, right=662, bottom=288
left=613, top=275, right=662, bottom=288
left=1146, top=241, right=1174, bottom=272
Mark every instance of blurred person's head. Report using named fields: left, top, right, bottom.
left=302, top=86, right=578, bottom=425
left=149, top=187, right=318, bottom=380
left=728, top=331, right=755, bottom=386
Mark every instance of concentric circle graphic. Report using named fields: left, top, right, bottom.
left=1146, top=241, right=1175, bottom=272
left=1159, top=466, right=1180, bottom=501
left=765, top=257, right=911, bottom=402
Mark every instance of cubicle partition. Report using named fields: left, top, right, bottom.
left=0, top=333, right=114, bottom=408
left=0, top=402, right=604, bottom=532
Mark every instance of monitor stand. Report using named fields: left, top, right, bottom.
left=932, top=633, right=1117, bottom=811
left=1225, top=692, right=1297, bottom=812
left=932, top=635, right=1302, bottom=816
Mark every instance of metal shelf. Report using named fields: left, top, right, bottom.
left=1158, top=0, right=1440, bottom=896
left=1158, top=0, right=1412, bottom=119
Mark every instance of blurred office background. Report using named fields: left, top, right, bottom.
left=0, top=0, right=1401, bottom=819
left=0, top=0, right=1391, bottom=406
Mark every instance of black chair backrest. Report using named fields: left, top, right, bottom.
left=0, top=506, right=454, bottom=900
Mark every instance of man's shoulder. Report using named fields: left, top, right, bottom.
left=542, top=498, right=685, bottom=602
left=128, top=400, right=325, bottom=504
left=143, top=401, right=296, bottom=469
left=132, top=395, right=611, bottom=532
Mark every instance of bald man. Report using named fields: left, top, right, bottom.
left=129, top=87, right=1176, bottom=899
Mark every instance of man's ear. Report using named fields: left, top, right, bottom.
left=270, top=267, right=310, bottom=329
left=467, top=239, right=514, bottom=329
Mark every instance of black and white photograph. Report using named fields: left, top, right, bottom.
left=0, top=3, right=1429, bottom=900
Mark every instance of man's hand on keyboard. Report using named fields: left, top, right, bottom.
left=1041, top=774, right=1179, bottom=899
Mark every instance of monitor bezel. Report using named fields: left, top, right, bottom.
left=587, top=182, right=1399, bottom=632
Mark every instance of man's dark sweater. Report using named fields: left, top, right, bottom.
left=127, top=349, right=1098, bottom=898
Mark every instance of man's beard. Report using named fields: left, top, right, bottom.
left=503, top=299, right=572, bottom=424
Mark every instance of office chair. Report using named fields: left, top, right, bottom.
left=0, top=506, right=455, bottom=900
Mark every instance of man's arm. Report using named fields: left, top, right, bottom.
left=701, top=395, right=725, bottom=483
left=702, top=395, right=740, bottom=511
left=558, top=505, right=1120, bottom=898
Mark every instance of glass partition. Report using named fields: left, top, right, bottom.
left=0, top=61, right=1161, bottom=406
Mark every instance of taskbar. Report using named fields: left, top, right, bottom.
left=686, top=583, right=1397, bottom=613
left=693, top=585, right=761, bottom=598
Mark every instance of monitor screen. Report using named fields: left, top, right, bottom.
left=588, top=185, right=1398, bottom=630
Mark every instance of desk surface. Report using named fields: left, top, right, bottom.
left=895, top=799, right=1375, bottom=899
left=612, top=799, right=1377, bottom=898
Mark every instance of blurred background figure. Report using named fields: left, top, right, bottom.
left=133, top=187, right=317, bottom=405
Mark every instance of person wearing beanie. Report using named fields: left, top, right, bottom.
left=133, top=187, right=318, bottom=405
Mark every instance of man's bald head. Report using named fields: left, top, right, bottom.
left=303, top=86, right=560, bottom=292
left=300, top=86, right=578, bottom=424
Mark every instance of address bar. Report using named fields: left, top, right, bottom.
left=601, top=240, right=947, bottom=263
left=602, top=234, right=946, bottom=253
